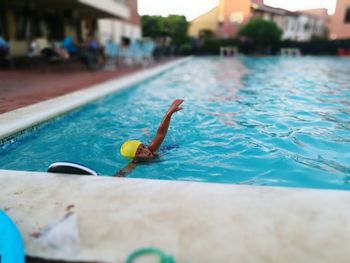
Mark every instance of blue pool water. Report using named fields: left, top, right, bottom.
left=1, top=57, right=350, bottom=190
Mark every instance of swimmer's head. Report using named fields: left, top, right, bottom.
left=120, top=140, right=142, bottom=158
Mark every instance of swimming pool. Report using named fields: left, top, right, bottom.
left=1, top=57, right=349, bottom=190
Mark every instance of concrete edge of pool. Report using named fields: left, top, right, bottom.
left=1, top=169, right=350, bottom=263
left=1, top=57, right=350, bottom=262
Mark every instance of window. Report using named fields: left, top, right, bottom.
left=344, top=7, right=350, bottom=23
left=217, top=14, right=224, bottom=27
left=229, top=12, right=244, bottom=24
left=263, top=13, right=270, bottom=20
left=304, top=23, right=310, bottom=31
left=290, top=20, right=294, bottom=31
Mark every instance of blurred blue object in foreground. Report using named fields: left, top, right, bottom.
left=0, top=210, right=25, bottom=263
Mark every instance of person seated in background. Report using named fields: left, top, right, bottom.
left=28, top=37, right=54, bottom=58
left=81, top=35, right=102, bottom=70
left=0, top=36, right=9, bottom=59
left=86, top=35, right=99, bottom=51
left=115, top=99, right=184, bottom=177
left=53, top=45, right=70, bottom=60
left=62, top=36, right=79, bottom=57
left=27, top=37, right=69, bottom=61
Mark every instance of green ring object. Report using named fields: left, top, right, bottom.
left=125, top=247, right=175, bottom=263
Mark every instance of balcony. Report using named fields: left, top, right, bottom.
left=78, top=0, right=130, bottom=19
left=4, top=0, right=130, bottom=20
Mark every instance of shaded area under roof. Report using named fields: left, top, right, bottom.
left=4, top=0, right=130, bottom=19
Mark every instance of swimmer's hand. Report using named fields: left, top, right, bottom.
left=148, top=99, right=184, bottom=153
left=167, top=99, right=184, bottom=114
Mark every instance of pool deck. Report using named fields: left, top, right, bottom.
left=0, top=58, right=175, bottom=114
left=1, top=57, right=350, bottom=262
left=0, top=58, right=191, bottom=140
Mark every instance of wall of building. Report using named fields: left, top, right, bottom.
left=252, top=0, right=265, bottom=6
left=329, top=0, right=350, bottom=39
left=217, top=0, right=252, bottom=38
left=188, top=7, right=219, bottom=38
left=98, top=19, right=141, bottom=44
left=281, top=15, right=298, bottom=40
left=98, top=0, right=141, bottom=45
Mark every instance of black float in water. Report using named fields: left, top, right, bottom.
left=47, top=162, right=97, bottom=176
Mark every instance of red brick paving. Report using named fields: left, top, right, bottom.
left=0, top=59, right=175, bottom=114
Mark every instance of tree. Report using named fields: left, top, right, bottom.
left=141, top=15, right=166, bottom=39
left=141, top=15, right=189, bottom=46
left=166, top=15, right=189, bottom=45
left=236, top=18, right=282, bottom=53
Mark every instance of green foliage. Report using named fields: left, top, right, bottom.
left=179, top=43, right=192, bottom=55
left=199, top=29, right=214, bottom=41
left=237, top=18, right=282, bottom=52
left=311, top=34, right=328, bottom=42
left=141, top=15, right=166, bottom=38
left=278, top=39, right=350, bottom=55
left=201, top=38, right=238, bottom=54
left=166, top=15, right=189, bottom=45
left=141, top=15, right=189, bottom=46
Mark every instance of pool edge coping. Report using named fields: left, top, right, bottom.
left=1, top=169, right=350, bottom=263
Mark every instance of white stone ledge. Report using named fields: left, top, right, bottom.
left=1, top=170, right=350, bottom=263
left=0, top=57, right=192, bottom=140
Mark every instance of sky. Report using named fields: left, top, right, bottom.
left=138, top=0, right=337, bottom=21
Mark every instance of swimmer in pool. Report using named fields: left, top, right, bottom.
left=114, top=99, right=184, bottom=177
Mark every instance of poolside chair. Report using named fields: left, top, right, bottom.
left=280, top=48, right=302, bottom=57
left=118, top=44, right=132, bottom=67
left=130, top=41, right=143, bottom=66
left=118, top=41, right=139, bottom=67
left=103, top=41, right=119, bottom=71
left=141, top=41, right=155, bottom=66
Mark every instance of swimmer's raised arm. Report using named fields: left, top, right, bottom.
left=148, top=99, right=184, bottom=153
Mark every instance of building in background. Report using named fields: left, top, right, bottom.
left=329, top=0, right=350, bottom=39
left=251, top=6, right=328, bottom=41
left=188, top=0, right=328, bottom=41
left=188, top=0, right=252, bottom=39
left=98, top=0, right=141, bottom=45
left=0, top=0, right=140, bottom=56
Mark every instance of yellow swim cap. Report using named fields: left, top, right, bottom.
left=120, top=140, right=142, bottom=158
